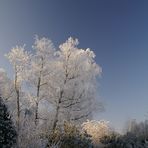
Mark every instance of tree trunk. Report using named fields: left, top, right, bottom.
left=52, top=65, right=68, bottom=130
left=35, top=102, right=39, bottom=125
left=35, top=58, right=43, bottom=125
left=52, top=105, right=60, bottom=131
left=16, top=89, right=20, bottom=131
left=52, top=90, right=63, bottom=130
left=14, top=70, right=20, bottom=147
left=35, top=76, right=41, bottom=125
left=14, top=70, right=20, bottom=132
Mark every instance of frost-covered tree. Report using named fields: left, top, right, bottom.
left=5, top=46, right=30, bottom=130
left=0, top=96, right=17, bottom=147
left=0, top=68, right=17, bottom=119
left=0, top=68, right=14, bottom=101
left=0, top=68, right=8, bottom=97
left=27, top=36, right=55, bottom=125
left=47, top=37, right=102, bottom=130
left=125, top=119, right=148, bottom=139
left=5, top=36, right=103, bottom=133
left=2, top=35, right=104, bottom=147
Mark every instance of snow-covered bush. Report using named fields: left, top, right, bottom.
left=82, top=120, right=110, bottom=146
left=47, top=121, right=93, bottom=148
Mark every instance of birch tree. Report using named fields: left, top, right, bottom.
left=47, top=37, right=102, bottom=130
left=27, top=36, right=55, bottom=125
left=5, top=46, right=30, bottom=131
left=5, top=36, right=103, bottom=132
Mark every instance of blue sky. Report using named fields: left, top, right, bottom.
left=0, top=0, right=148, bottom=132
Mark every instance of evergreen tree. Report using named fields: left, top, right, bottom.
left=0, top=96, right=17, bottom=147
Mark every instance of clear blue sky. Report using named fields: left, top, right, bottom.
left=0, top=0, right=148, bottom=132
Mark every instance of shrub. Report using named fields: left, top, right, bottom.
left=100, top=132, right=148, bottom=148
left=47, top=121, right=93, bottom=148
left=82, top=120, right=110, bottom=146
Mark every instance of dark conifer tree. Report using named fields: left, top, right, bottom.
left=0, top=96, right=17, bottom=147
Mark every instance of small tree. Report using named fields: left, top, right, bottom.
left=0, top=96, right=17, bottom=147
